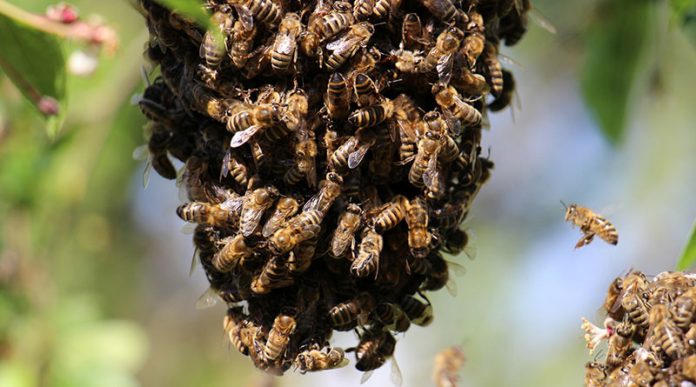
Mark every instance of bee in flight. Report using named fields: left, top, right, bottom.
left=562, top=202, right=618, bottom=249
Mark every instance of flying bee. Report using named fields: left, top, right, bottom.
left=483, top=42, right=504, bottom=97
left=425, top=26, right=464, bottom=83
left=176, top=199, right=242, bottom=229
left=370, top=195, right=408, bottom=233
left=324, top=22, right=375, bottom=72
left=405, top=197, right=431, bottom=258
left=352, top=0, right=374, bottom=21
left=348, top=98, right=394, bottom=128
left=431, top=82, right=482, bottom=131
left=352, top=72, right=380, bottom=107
left=373, top=303, right=411, bottom=332
left=267, top=209, right=323, bottom=255
left=648, top=304, right=685, bottom=359
left=224, top=307, right=255, bottom=356
left=199, top=6, right=234, bottom=80
left=605, top=320, right=635, bottom=368
left=229, top=19, right=257, bottom=68
left=330, top=203, right=363, bottom=258
left=228, top=104, right=283, bottom=147
left=295, top=348, right=348, bottom=372
left=400, top=294, right=433, bottom=326
left=228, top=0, right=282, bottom=28
left=460, top=11, right=485, bottom=67
left=220, top=151, right=249, bottom=187
left=433, top=346, right=465, bottom=387
left=489, top=69, right=516, bottom=112
left=262, top=196, right=301, bottom=238
left=303, top=172, right=343, bottom=215
left=351, top=228, right=383, bottom=278
left=240, top=186, right=279, bottom=236
left=324, top=72, right=351, bottom=120
left=251, top=255, right=293, bottom=294
left=452, top=67, right=490, bottom=96
left=417, top=0, right=465, bottom=24
left=301, top=1, right=354, bottom=58
left=562, top=203, right=619, bottom=249
left=391, top=48, right=427, bottom=74
left=328, top=292, right=375, bottom=330
left=270, top=13, right=302, bottom=72
left=213, top=234, right=253, bottom=272
left=261, top=313, right=297, bottom=362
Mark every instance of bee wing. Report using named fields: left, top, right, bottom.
left=530, top=8, right=557, bottom=34
left=262, top=214, right=280, bottom=238
left=241, top=208, right=265, bottom=237
left=275, top=34, right=295, bottom=55
left=189, top=247, right=199, bottom=276
left=302, top=192, right=323, bottom=212
left=326, top=34, right=361, bottom=55
left=360, top=370, right=374, bottom=384
left=447, top=260, right=467, bottom=276
left=348, top=143, right=372, bottom=169
left=422, top=155, right=439, bottom=189
left=436, top=52, right=454, bottom=85
left=441, top=108, right=462, bottom=137
left=233, top=5, right=255, bottom=31
left=195, top=287, right=220, bottom=309
left=305, top=161, right=318, bottom=189
left=446, top=276, right=458, bottom=297
left=230, top=125, right=262, bottom=148
left=132, top=144, right=149, bottom=161
left=390, top=357, right=403, bottom=387
left=220, top=149, right=232, bottom=180
left=220, top=196, right=244, bottom=213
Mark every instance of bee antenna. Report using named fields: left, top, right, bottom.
left=560, top=200, right=568, bottom=209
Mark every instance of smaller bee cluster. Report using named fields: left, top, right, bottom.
left=582, top=271, right=696, bottom=386
left=137, top=0, right=529, bottom=376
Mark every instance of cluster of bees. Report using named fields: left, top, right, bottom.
left=582, top=271, right=696, bottom=386
left=137, top=0, right=528, bottom=376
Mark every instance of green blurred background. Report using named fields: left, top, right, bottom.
left=0, top=1, right=695, bottom=386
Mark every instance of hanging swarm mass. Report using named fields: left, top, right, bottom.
left=137, top=0, right=529, bottom=375
left=582, top=271, right=696, bottom=386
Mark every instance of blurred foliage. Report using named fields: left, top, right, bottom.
left=155, top=0, right=210, bottom=27
left=677, top=221, right=696, bottom=270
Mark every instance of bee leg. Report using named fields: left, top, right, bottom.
left=575, top=233, right=595, bottom=249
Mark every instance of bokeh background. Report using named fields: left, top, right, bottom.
left=1, top=0, right=695, bottom=386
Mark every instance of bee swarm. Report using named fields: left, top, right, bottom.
left=138, top=0, right=528, bottom=375
left=583, top=271, right=696, bottom=386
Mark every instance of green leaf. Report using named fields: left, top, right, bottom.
left=671, top=0, right=696, bottom=20
left=155, top=0, right=210, bottom=28
left=0, top=12, right=66, bottom=136
left=580, top=0, right=652, bottom=145
left=676, top=221, right=696, bottom=270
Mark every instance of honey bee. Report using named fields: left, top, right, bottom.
left=270, top=13, right=302, bottom=72
left=240, top=186, right=280, bottom=236
left=452, top=67, right=490, bottom=96
left=405, top=197, right=431, bottom=258
left=352, top=0, right=374, bottom=21
left=373, top=302, right=410, bottom=332
left=648, top=304, right=685, bottom=359
left=329, top=292, right=375, bottom=330
left=391, top=48, right=427, bottom=74
left=603, top=276, right=625, bottom=321
left=325, top=72, right=351, bottom=120
left=267, top=209, right=323, bottom=255
left=324, top=22, right=375, bottom=72
left=686, top=324, right=696, bottom=350
left=283, top=89, right=309, bottom=132
left=251, top=255, right=293, bottom=294
left=224, top=306, right=255, bottom=356
left=562, top=203, right=619, bottom=248
left=431, top=82, right=482, bottom=130
left=220, top=151, right=249, bottom=187
left=303, top=172, right=343, bottom=215
left=417, top=0, right=464, bottom=24
left=294, top=131, right=318, bottom=188
left=619, top=271, right=650, bottom=329
left=421, top=251, right=465, bottom=296
left=133, top=124, right=176, bottom=184
left=684, top=355, right=696, bottom=383
left=433, top=346, right=465, bottom=387
left=228, top=104, right=283, bottom=147
left=229, top=0, right=283, bottom=28
left=262, top=196, right=300, bottom=238
left=408, top=127, right=441, bottom=188
left=352, top=72, right=380, bottom=107
left=262, top=313, right=297, bottom=361
left=672, top=288, right=696, bottom=330
left=605, top=320, right=635, bottom=368
left=176, top=199, right=242, bottom=229
left=295, top=347, right=348, bottom=372
left=330, top=203, right=363, bottom=258
left=489, top=69, right=516, bottom=112
left=199, top=7, right=234, bottom=78
left=400, top=13, right=427, bottom=50
left=425, top=26, right=464, bottom=83
left=353, top=328, right=400, bottom=386
left=301, top=1, right=354, bottom=58
left=460, top=11, right=485, bottom=67
left=371, top=195, right=408, bottom=233
left=584, top=362, right=608, bottom=387
left=482, top=42, right=503, bottom=97
left=288, top=235, right=318, bottom=273
left=229, top=19, right=257, bottom=68
left=348, top=98, right=394, bottom=128
left=350, top=228, right=383, bottom=278
left=400, top=294, right=433, bottom=326
left=213, top=234, right=253, bottom=272
left=189, top=83, right=230, bottom=122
